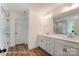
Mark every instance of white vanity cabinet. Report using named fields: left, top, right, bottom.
left=69, top=48, right=79, bottom=56
left=55, top=39, right=79, bottom=56
left=55, top=39, right=66, bottom=56
left=38, top=35, right=79, bottom=56
left=55, top=39, right=69, bottom=56
left=39, top=35, right=47, bottom=50
left=39, top=35, right=55, bottom=55
left=46, top=38, right=54, bottom=55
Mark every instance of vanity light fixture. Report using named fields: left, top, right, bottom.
left=40, top=14, right=52, bottom=24
left=71, top=4, right=79, bottom=9
left=45, top=14, right=52, bottom=19
left=63, top=4, right=79, bottom=12
left=63, top=6, right=70, bottom=12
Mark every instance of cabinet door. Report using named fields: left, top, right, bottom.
left=42, top=37, right=47, bottom=50
left=76, top=49, right=79, bottom=56
left=69, top=48, right=79, bottom=56
left=39, top=36, right=47, bottom=50
left=39, top=36, right=55, bottom=55
left=39, top=36, right=42, bottom=47
left=46, top=38, right=54, bottom=55
left=55, top=39, right=79, bottom=56
left=55, top=40, right=66, bottom=56
left=45, top=37, right=49, bottom=52
left=55, top=39, right=72, bottom=56
left=39, top=36, right=44, bottom=49
left=63, top=46, right=71, bottom=56
left=61, top=45, right=79, bottom=56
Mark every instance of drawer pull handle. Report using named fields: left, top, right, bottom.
left=41, top=40, right=43, bottom=42
left=63, top=48, right=67, bottom=53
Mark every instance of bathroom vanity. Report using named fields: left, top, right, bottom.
left=36, top=7, right=79, bottom=56
left=38, top=34, right=79, bottom=56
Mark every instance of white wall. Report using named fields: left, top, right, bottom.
left=28, top=9, right=54, bottom=49
left=28, top=10, right=40, bottom=49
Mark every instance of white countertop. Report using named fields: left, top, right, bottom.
left=39, top=34, right=79, bottom=44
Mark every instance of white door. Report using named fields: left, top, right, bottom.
left=15, top=17, right=28, bottom=45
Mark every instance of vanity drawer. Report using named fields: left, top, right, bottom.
left=55, top=39, right=79, bottom=49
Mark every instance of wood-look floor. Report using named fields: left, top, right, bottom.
left=6, top=44, right=50, bottom=56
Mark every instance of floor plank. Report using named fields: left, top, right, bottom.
left=6, top=44, right=50, bottom=56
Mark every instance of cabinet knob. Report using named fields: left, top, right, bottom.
left=63, top=48, right=67, bottom=53
left=41, top=40, right=43, bottom=42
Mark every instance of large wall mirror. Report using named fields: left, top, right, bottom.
left=53, top=9, right=79, bottom=36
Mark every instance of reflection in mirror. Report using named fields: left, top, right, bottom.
left=54, top=20, right=67, bottom=35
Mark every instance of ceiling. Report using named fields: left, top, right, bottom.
left=6, top=3, right=73, bottom=15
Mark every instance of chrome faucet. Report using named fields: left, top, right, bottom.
left=67, top=30, right=76, bottom=38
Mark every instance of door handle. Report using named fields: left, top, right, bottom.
left=5, top=33, right=9, bottom=35
left=15, top=32, right=17, bottom=35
